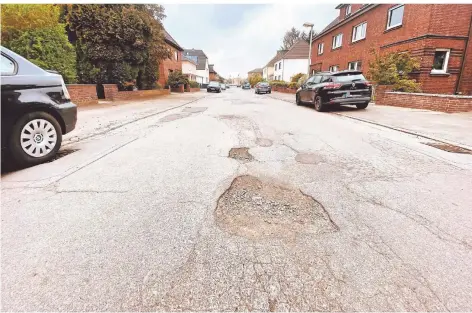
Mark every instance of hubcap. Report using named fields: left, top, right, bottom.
left=20, top=119, right=57, bottom=158
left=315, top=98, right=320, bottom=110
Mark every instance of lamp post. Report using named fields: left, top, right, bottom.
left=303, top=22, right=314, bottom=75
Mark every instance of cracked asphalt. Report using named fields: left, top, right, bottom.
left=2, top=88, right=472, bottom=311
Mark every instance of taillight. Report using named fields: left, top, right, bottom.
left=324, top=83, right=342, bottom=90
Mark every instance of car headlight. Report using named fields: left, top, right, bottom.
left=61, top=78, right=71, bottom=100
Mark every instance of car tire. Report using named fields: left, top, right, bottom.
left=9, top=111, right=63, bottom=167
left=356, top=102, right=369, bottom=109
left=269, top=91, right=271, bottom=94
left=296, top=94, right=303, bottom=106
left=314, top=96, right=326, bottom=112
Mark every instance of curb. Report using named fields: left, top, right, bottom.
left=267, top=93, right=472, bottom=151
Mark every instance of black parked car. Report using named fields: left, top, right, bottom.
left=255, top=82, right=271, bottom=94
left=1, top=46, right=77, bottom=167
left=296, top=70, right=372, bottom=112
left=207, top=81, right=221, bottom=93
left=242, top=82, right=251, bottom=90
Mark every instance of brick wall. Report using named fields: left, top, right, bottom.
left=458, top=17, right=472, bottom=95
left=158, top=43, right=183, bottom=87
left=103, top=84, right=170, bottom=101
left=310, top=4, right=472, bottom=94
left=66, top=84, right=98, bottom=106
left=171, top=85, right=185, bottom=93
left=375, top=85, right=472, bottom=112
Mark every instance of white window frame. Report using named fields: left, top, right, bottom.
left=348, top=61, right=362, bottom=71
left=345, top=5, right=352, bottom=16
left=431, top=49, right=450, bottom=74
left=386, top=4, right=405, bottom=30
left=329, top=65, right=339, bottom=72
left=352, top=22, right=367, bottom=42
left=332, top=33, right=343, bottom=49
left=318, top=42, right=324, bottom=55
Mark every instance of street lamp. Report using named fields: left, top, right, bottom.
left=303, top=22, right=314, bottom=75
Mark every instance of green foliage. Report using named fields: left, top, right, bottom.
left=1, top=4, right=60, bottom=41
left=291, top=72, right=304, bottom=83
left=66, top=4, right=170, bottom=90
left=248, top=74, right=263, bottom=87
left=297, top=74, right=309, bottom=87
left=368, top=49, right=421, bottom=92
left=189, top=81, right=200, bottom=88
left=269, top=80, right=288, bottom=88
left=167, top=70, right=188, bottom=87
left=1, top=4, right=77, bottom=83
left=288, top=82, right=297, bottom=89
left=4, top=24, right=77, bottom=83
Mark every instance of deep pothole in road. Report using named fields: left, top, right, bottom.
left=228, top=147, right=254, bottom=163
left=215, top=175, right=339, bottom=240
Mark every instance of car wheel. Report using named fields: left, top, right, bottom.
left=314, top=96, right=326, bottom=112
left=296, top=94, right=302, bottom=106
left=9, top=111, right=62, bottom=167
left=269, top=91, right=271, bottom=94
left=356, top=102, right=369, bottom=109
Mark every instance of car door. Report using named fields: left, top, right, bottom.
left=300, top=76, right=315, bottom=102
left=302, top=75, right=321, bottom=103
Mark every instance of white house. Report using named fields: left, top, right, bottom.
left=272, top=40, right=309, bottom=82
left=262, top=50, right=286, bottom=81
left=182, top=55, right=203, bottom=82
left=183, top=49, right=209, bottom=85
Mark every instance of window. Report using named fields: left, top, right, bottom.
left=318, top=43, right=324, bottom=55
left=174, top=51, right=178, bottom=60
left=387, top=5, right=404, bottom=29
left=1, top=54, right=15, bottom=75
left=348, top=61, right=362, bottom=70
left=305, top=76, right=316, bottom=85
left=329, top=65, right=339, bottom=72
left=345, top=5, right=352, bottom=16
left=352, top=22, right=367, bottom=42
left=431, top=49, right=450, bottom=73
left=321, top=76, right=332, bottom=83
left=332, top=33, right=343, bottom=49
left=313, top=75, right=322, bottom=84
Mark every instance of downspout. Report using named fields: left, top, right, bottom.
left=455, top=14, right=472, bottom=94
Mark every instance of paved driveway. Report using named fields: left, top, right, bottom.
left=2, top=88, right=472, bottom=311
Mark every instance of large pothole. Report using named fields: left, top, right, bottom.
left=215, top=175, right=338, bottom=240
left=228, top=147, right=254, bottom=163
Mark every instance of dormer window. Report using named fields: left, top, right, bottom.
left=345, top=5, right=352, bottom=16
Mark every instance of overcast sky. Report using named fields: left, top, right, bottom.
left=163, top=4, right=338, bottom=79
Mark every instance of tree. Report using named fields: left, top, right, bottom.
left=291, top=73, right=305, bottom=83
left=301, top=29, right=318, bottom=44
left=65, top=4, right=170, bottom=90
left=1, top=4, right=77, bottom=83
left=368, top=49, right=421, bottom=92
left=248, top=74, right=263, bottom=87
left=280, top=27, right=302, bottom=50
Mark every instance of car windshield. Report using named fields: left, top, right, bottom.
left=332, top=74, right=366, bottom=83
left=209, top=81, right=220, bottom=86
left=259, top=83, right=269, bottom=87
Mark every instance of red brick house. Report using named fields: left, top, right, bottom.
left=310, top=4, right=472, bottom=95
left=209, top=64, right=219, bottom=81
left=158, top=29, right=184, bottom=87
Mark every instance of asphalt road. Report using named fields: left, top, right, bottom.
left=2, top=88, right=472, bottom=311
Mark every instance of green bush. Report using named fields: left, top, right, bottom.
left=167, top=70, right=188, bottom=87
left=288, top=82, right=297, bottom=89
left=297, top=74, right=309, bottom=87
left=368, top=49, right=421, bottom=92
left=189, top=81, right=200, bottom=88
left=291, top=72, right=304, bottom=83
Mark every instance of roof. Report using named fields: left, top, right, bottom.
left=209, top=64, right=217, bottom=74
left=183, top=49, right=208, bottom=70
left=182, top=55, right=197, bottom=65
left=281, top=40, right=309, bottom=59
left=265, top=50, right=287, bottom=68
left=315, top=4, right=376, bottom=40
left=248, top=68, right=263, bottom=74
left=163, top=29, right=183, bottom=51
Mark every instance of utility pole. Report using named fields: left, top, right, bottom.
left=303, top=22, right=314, bottom=75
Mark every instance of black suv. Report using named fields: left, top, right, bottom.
left=296, top=70, right=372, bottom=111
left=1, top=46, right=77, bottom=167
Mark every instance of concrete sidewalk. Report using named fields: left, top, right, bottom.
left=268, top=92, right=472, bottom=149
